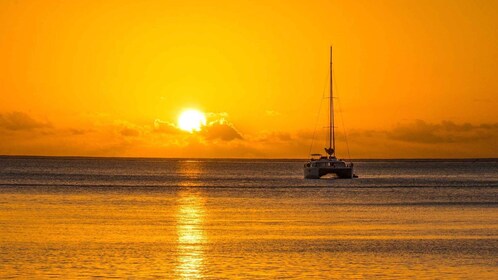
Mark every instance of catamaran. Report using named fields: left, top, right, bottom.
left=304, top=47, right=356, bottom=179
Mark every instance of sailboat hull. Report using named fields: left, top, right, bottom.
left=304, top=166, right=354, bottom=179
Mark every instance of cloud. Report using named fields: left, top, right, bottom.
left=341, top=120, right=498, bottom=158
left=1, top=111, right=496, bottom=158
left=254, top=131, right=292, bottom=142
left=67, top=128, right=88, bottom=135
left=0, top=112, right=51, bottom=131
left=387, top=120, right=498, bottom=143
left=206, top=112, right=228, bottom=119
left=153, top=119, right=182, bottom=134
left=153, top=112, right=243, bottom=141
left=120, top=127, right=140, bottom=137
left=201, top=118, right=242, bottom=141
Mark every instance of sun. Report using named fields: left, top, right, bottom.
left=178, top=109, right=207, bottom=132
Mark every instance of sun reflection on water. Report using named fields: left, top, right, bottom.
left=175, top=161, right=206, bottom=279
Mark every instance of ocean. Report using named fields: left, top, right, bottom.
left=0, top=156, right=497, bottom=279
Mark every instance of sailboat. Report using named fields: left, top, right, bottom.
left=304, top=47, right=355, bottom=179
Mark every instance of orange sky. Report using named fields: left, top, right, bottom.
left=1, top=0, right=497, bottom=158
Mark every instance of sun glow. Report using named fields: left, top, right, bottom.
left=178, top=109, right=207, bottom=132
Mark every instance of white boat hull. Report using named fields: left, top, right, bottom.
left=304, top=166, right=354, bottom=179
left=303, top=156, right=354, bottom=179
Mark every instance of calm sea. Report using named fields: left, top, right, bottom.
left=0, top=156, right=497, bottom=279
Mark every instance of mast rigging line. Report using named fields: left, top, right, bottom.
left=308, top=69, right=329, bottom=157
left=308, top=46, right=352, bottom=161
left=332, top=64, right=352, bottom=161
left=330, top=46, right=334, bottom=155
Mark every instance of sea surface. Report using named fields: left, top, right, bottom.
left=0, top=156, right=497, bottom=279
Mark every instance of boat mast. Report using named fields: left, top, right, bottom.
left=329, top=46, right=335, bottom=157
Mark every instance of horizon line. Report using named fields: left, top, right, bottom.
left=1, top=154, right=497, bottom=161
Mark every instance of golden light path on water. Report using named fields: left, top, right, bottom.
left=0, top=158, right=497, bottom=278
left=175, top=161, right=206, bottom=279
